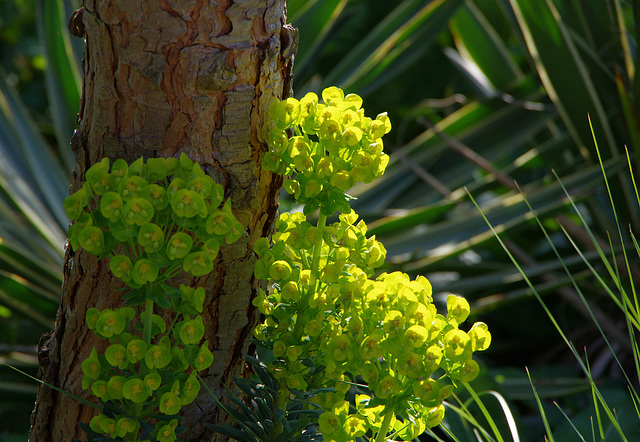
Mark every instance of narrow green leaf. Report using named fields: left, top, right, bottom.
left=323, top=0, right=464, bottom=93
left=450, top=2, right=524, bottom=89
left=0, top=67, right=70, bottom=238
left=508, top=0, right=617, bottom=160
left=291, top=0, right=349, bottom=80
left=527, top=368, right=555, bottom=442
left=348, top=0, right=465, bottom=96
left=0, top=360, right=100, bottom=410
left=352, top=92, right=554, bottom=213
left=37, top=0, right=81, bottom=172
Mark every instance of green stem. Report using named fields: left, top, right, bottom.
left=273, top=213, right=327, bottom=439
left=143, top=298, right=154, bottom=346
left=311, top=212, right=327, bottom=272
left=374, top=408, right=395, bottom=442
left=269, top=379, right=289, bottom=439
left=294, top=212, right=326, bottom=341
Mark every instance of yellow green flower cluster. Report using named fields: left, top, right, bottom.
left=65, top=155, right=240, bottom=441
left=254, top=88, right=491, bottom=441
left=81, top=286, right=213, bottom=440
left=65, top=153, right=242, bottom=296
left=264, top=86, right=391, bottom=215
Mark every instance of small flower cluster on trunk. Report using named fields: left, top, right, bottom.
left=65, top=155, right=242, bottom=441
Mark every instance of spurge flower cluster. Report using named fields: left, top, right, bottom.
left=65, top=154, right=242, bottom=441
left=254, top=87, right=491, bottom=441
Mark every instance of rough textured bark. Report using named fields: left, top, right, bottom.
left=29, top=1, right=296, bottom=440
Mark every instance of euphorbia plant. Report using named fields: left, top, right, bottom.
left=65, top=154, right=243, bottom=441
left=251, top=86, right=491, bottom=441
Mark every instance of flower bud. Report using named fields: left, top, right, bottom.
left=374, top=374, right=401, bottom=399
left=79, top=226, right=104, bottom=255
left=133, top=258, right=159, bottom=285
left=118, top=176, right=148, bottom=201
left=107, top=376, right=127, bottom=400
left=183, top=251, right=213, bottom=277
left=122, top=197, right=154, bottom=226
left=447, top=295, right=470, bottom=324
left=413, top=378, right=440, bottom=405
left=269, top=260, right=292, bottom=280
left=166, top=232, right=193, bottom=260
left=122, top=378, right=149, bottom=404
left=105, top=343, right=128, bottom=369
left=141, top=184, right=169, bottom=211
left=159, top=392, right=182, bottom=415
left=469, top=321, right=491, bottom=351
left=443, top=329, right=472, bottom=362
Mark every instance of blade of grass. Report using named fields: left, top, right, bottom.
left=553, top=401, right=586, bottom=441
left=462, top=383, right=506, bottom=442
left=585, top=356, right=605, bottom=440
left=0, top=360, right=100, bottom=410
left=624, top=148, right=640, bottom=317
left=468, top=187, right=629, bottom=441
left=523, top=171, right=640, bottom=394
left=464, top=389, right=521, bottom=442
left=526, top=368, right=555, bottom=442
left=576, top=118, right=640, bottom=325
left=443, top=398, right=496, bottom=442
left=552, top=216, right=640, bottom=385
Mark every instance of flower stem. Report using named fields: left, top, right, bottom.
left=311, top=212, right=327, bottom=272
left=269, top=380, right=288, bottom=439
left=143, top=297, right=154, bottom=345
left=374, top=408, right=394, bottom=442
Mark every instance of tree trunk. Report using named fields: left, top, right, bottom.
left=29, top=1, right=296, bottom=440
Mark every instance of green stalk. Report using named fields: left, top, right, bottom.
left=311, top=212, right=327, bottom=272
left=274, top=213, right=327, bottom=438
left=269, top=379, right=288, bottom=439
left=374, top=408, right=394, bottom=442
left=143, top=297, right=154, bottom=345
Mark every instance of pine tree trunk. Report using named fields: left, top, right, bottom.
left=29, top=1, right=296, bottom=440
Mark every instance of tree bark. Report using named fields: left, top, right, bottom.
left=29, top=1, right=296, bottom=440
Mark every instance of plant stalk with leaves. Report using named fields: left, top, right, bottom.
left=65, top=154, right=243, bottom=441
left=251, top=87, right=491, bottom=441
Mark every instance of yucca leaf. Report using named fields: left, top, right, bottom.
left=450, top=2, right=524, bottom=90
left=352, top=88, right=554, bottom=213
left=36, top=0, right=81, bottom=172
left=0, top=67, right=69, bottom=245
left=321, top=0, right=464, bottom=94
left=289, top=0, right=349, bottom=81
left=367, top=201, right=455, bottom=235
left=508, top=0, right=617, bottom=160
left=346, top=0, right=465, bottom=97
